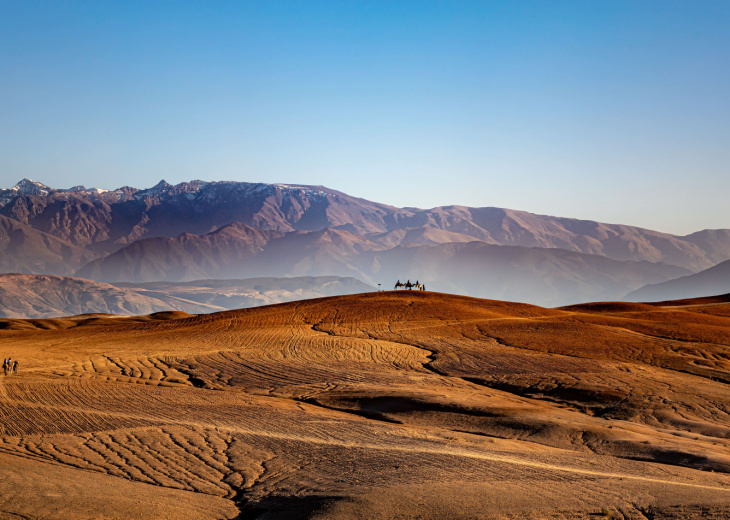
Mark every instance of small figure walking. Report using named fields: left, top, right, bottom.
left=3, top=359, right=8, bottom=376
left=12, top=360, right=18, bottom=374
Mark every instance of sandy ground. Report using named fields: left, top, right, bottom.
left=2, top=291, right=730, bottom=519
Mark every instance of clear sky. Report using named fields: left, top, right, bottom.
left=1, top=1, right=728, bottom=235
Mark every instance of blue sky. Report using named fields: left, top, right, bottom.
left=1, top=1, right=728, bottom=234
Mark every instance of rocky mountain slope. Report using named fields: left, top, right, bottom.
left=0, top=274, right=205, bottom=318
left=0, top=215, right=99, bottom=275
left=76, top=223, right=285, bottom=282
left=625, top=258, right=730, bottom=302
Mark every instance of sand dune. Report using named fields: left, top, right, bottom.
left=2, top=291, right=730, bottom=518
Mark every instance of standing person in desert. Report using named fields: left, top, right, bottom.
left=12, top=360, right=18, bottom=374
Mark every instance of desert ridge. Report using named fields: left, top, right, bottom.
left=1, top=290, right=730, bottom=519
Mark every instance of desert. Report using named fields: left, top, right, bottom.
left=2, top=290, right=730, bottom=519
left=3, top=2, right=729, bottom=518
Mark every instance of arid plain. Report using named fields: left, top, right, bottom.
left=2, top=291, right=730, bottom=519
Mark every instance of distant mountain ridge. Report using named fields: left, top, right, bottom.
left=0, top=274, right=192, bottom=318
left=114, top=276, right=374, bottom=311
left=625, top=259, right=730, bottom=303
left=0, top=177, right=728, bottom=306
left=0, top=273, right=374, bottom=319
left=0, top=214, right=99, bottom=275
left=77, top=222, right=690, bottom=307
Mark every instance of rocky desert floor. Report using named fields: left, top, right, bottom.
left=2, top=291, right=730, bottom=519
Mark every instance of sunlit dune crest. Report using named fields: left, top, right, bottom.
left=2, top=291, right=730, bottom=518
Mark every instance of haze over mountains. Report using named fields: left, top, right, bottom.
left=1, top=178, right=729, bottom=307
left=625, top=259, right=730, bottom=303
left=0, top=274, right=372, bottom=319
left=0, top=274, right=196, bottom=319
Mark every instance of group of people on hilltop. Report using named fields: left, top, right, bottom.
left=3, top=358, right=18, bottom=376
left=394, top=280, right=426, bottom=291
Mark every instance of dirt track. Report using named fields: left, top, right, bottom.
left=2, top=291, right=730, bottom=519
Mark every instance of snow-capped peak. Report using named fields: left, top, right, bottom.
left=0, top=180, right=114, bottom=206
left=1, top=178, right=328, bottom=207
left=153, top=179, right=172, bottom=190
left=64, top=185, right=109, bottom=194
left=12, top=178, right=51, bottom=195
left=142, top=180, right=173, bottom=194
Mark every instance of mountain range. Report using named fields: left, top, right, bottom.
left=73, top=223, right=689, bottom=306
left=0, top=274, right=190, bottom=319
left=0, top=273, right=373, bottom=319
left=1, top=178, right=728, bottom=307
left=624, top=258, right=730, bottom=303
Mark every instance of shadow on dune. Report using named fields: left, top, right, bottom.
left=237, top=495, right=342, bottom=520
